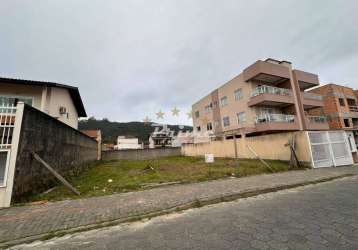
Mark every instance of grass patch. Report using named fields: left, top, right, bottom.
left=22, top=156, right=291, bottom=203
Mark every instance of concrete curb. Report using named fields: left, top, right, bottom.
left=1, top=174, right=355, bottom=249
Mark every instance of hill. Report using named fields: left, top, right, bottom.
left=79, top=118, right=193, bottom=144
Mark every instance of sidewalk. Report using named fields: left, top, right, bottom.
left=1, top=166, right=358, bottom=247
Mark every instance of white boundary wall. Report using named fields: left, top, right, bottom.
left=0, top=102, right=24, bottom=207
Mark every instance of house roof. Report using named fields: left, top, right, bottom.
left=0, top=77, right=87, bottom=117
left=81, top=129, right=100, bottom=138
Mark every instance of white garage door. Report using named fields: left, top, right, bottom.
left=308, top=131, right=353, bottom=168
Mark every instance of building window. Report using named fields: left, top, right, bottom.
left=207, top=122, right=213, bottom=131
left=196, top=126, right=201, bottom=132
left=234, top=89, right=243, bottom=101
left=0, top=96, right=33, bottom=107
left=223, top=116, right=230, bottom=127
left=212, top=101, right=218, bottom=109
left=344, top=119, right=350, bottom=127
left=195, top=111, right=200, bottom=118
left=0, top=151, right=10, bottom=187
left=339, top=98, right=345, bottom=106
left=353, top=118, right=358, bottom=127
left=220, top=96, right=228, bottom=107
left=237, top=112, right=246, bottom=124
left=347, top=98, right=357, bottom=106
left=214, top=120, right=220, bottom=128
left=347, top=98, right=358, bottom=112
left=204, top=103, right=212, bottom=113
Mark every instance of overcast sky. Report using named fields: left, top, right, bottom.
left=1, top=0, right=357, bottom=125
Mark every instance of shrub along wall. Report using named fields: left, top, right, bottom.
left=12, top=105, right=98, bottom=200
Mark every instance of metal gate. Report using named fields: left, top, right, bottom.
left=308, top=131, right=353, bottom=168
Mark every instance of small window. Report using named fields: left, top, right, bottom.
left=344, top=119, right=350, bottom=127
left=353, top=118, right=358, bottom=127
left=196, top=126, right=201, bottom=132
left=347, top=98, right=357, bottom=106
left=195, top=111, right=200, bottom=118
left=212, top=101, right=218, bottom=109
left=207, top=122, right=213, bottom=131
left=0, top=151, right=10, bottom=187
left=237, top=112, right=246, bottom=124
left=223, top=116, right=230, bottom=127
left=220, top=96, right=228, bottom=107
left=339, top=98, right=345, bottom=106
left=204, top=103, right=212, bottom=113
left=234, top=89, right=243, bottom=101
left=214, top=120, right=220, bottom=128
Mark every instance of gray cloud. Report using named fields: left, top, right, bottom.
left=0, top=0, right=357, bottom=125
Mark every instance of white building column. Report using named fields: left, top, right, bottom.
left=40, top=86, right=48, bottom=112
left=0, top=102, right=24, bottom=207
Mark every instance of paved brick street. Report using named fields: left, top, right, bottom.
left=12, top=175, right=358, bottom=250
left=1, top=166, right=358, bottom=247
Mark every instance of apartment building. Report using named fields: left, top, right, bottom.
left=192, top=58, right=329, bottom=139
left=307, top=84, right=358, bottom=129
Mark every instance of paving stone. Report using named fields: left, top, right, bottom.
left=2, top=166, right=358, bottom=247
left=7, top=175, right=358, bottom=249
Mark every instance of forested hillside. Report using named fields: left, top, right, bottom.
left=79, top=118, right=192, bottom=144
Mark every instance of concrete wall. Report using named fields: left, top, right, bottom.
left=11, top=105, right=97, bottom=200
left=182, top=131, right=312, bottom=164
left=102, top=147, right=181, bottom=161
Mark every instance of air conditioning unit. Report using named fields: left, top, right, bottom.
left=59, top=106, right=67, bottom=115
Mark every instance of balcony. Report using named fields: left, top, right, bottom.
left=248, top=85, right=294, bottom=107
left=350, top=106, right=358, bottom=112
left=302, top=92, right=324, bottom=109
left=243, top=60, right=290, bottom=85
left=346, top=98, right=358, bottom=113
left=306, top=115, right=329, bottom=130
left=254, top=113, right=300, bottom=132
left=293, top=70, right=319, bottom=90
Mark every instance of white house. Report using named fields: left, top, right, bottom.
left=0, top=77, right=88, bottom=207
left=0, top=77, right=87, bottom=128
left=114, top=136, right=143, bottom=150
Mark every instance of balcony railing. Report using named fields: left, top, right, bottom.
left=307, top=116, right=326, bottom=123
left=302, top=92, right=323, bottom=101
left=0, top=104, right=17, bottom=149
left=251, top=85, right=291, bottom=97
left=349, top=106, right=358, bottom=112
left=255, top=114, right=295, bottom=124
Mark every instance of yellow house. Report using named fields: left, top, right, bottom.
left=0, top=77, right=87, bottom=129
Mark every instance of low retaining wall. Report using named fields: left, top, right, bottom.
left=102, top=147, right=181, bottom=161
left=12, top=105, right=98, bottom=200
left=182, top=131, right=312, bottom=164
